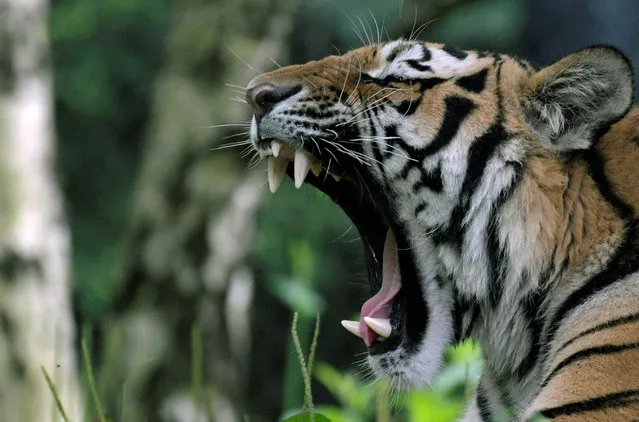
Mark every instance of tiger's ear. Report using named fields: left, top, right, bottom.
left=520, top=46, right=634, bottom=151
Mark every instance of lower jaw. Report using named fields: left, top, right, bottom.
left=261, top=142, right=427, bottom=355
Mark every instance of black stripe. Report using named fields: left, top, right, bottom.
left=374, top=77, right=447, bottom=118
left=446, top=121, right=509, bottom=251
left=392, top=95, right=472, bottom=183
left=395, top=98, right=421, bottom=116
left=453, top=62, right=507, bottom=252
left=421, top=45, right=431, bottom=61
left=583, top=148, right=635, bottom=220
left=367, top=107, right=386, bottom=176
left=452, top=284, right=481, bottom=342
left=476, top=384, right=493, bottom=422
left=406, top=60, right=431, bottom=72
left=545, top=223, right=639, bottom=351
left=414, top=202, right=427, bottom=216
left=538, top=389, right=639, bottom=418
left=382, top=125, right=400, bottom=159
left=466, top=304, right=481, bottom=338
left=395, top=227, right=429, bottom=353
left=516, top=281, right=548, bottom=378
left=456, top=69, right=489, bottom=93
left=420, top=165, right=443, bottom=193
left=397, top=162, right=412, bottom=181
left=452, top=286, right=468, bottom=342
left=442, top=45, right=468, bottom=60
left=556, top=312, right=639, bottom=355
left=387, top=44, right=410, bottom=62
left=542, top=342, right=639, bottom=388
left=544, top=148, right=639, bottom=354
left=419, top=77, right=447, bottom=91
left=395, top=96, right=475, bottom=161
left=411, top=164, right=443, bottom=194
left=486, top=162, right=523, bottom=307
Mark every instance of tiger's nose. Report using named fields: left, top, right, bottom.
left=246, top=82, right=302, bottom=117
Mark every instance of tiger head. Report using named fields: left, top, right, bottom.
left=245, top=40, right=634, bottom=389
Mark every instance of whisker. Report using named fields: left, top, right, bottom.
left=323, top=158, right=333, bottom=183
left=240, top=145, right=255, bottom=158
left=412, top=19, right=436, bottom=41
left=202, top=123, right=251, bottom=129
left=344, top=58, right=363, bottom=106
left=269, top=57, right=282, bottom=68
left=368, top=9, right=380, bottom=45
left=211, top=140, right=252, bottom=151
left=343, top=12, right=367, bottom=47
left=302, top=77, right=318, bottom=89
left=225, top=83, right=247, bottom=91
left=223, top=131, right=251, bottom=140
left=356, top=14, right=373, bottom=46
left=337, top=56, right=352, bottom=105
left=226, top=46, right=258, bottom=73
left=331, top=224, right=355, bottom=243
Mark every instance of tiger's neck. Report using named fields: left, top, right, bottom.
left=392, top=108, right=639, bottom=407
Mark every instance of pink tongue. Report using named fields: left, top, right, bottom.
left=360, top=230, right=402, bottom=347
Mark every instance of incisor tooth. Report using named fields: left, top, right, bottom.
left=363, top=317, right=391, bottom=338
left=340, top=320, right=362, bottom=338
left=267, top=157, right=288, bottom=193
left=271, top=141, right=282, bottom=157
left=294, top=149, right=311, bottom=188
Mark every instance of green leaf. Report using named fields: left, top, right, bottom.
left=314, top=363, right=374, bottom=413
left=407, top=390, right=464, bottom=422
left=270, top=277, right=325, bottom=317
left=283, top=412, right=332, bottom=422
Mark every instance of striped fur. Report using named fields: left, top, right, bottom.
left=247, top=40, right=639, bottom=420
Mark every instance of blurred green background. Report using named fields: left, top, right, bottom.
left=0, top=0, right=637, bottom=421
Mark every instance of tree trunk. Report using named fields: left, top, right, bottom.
left=103, top=1, right=295, bottom=420
left=0, top=0, right=80, bottom=420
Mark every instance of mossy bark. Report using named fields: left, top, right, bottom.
left=0, top=0, right=81, bottom=420
left=104, top=0, right=295, bottom=420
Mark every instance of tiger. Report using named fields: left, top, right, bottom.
left=244, top=39, right=639, bottom=420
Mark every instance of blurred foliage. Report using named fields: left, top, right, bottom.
left=51, top=0, right=171, bottom=319
left=313, top=341, right=482, bottom=422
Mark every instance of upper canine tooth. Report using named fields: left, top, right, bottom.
left=267, top=157, right=288, bottom=193
left=271, top=141, right=283, bottom=157
left=294, top=150, right=311, bottom=189
left=340, top=320, right=362, bottom=339
left=363, top=317, right=391, bottom=338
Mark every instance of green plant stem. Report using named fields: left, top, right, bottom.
left=82, top=339, right=107, bottom=422
left=119, top=383, right=126, bottom=422
left=307, top=313, right=320, bottom=378
left=291, top=313, right=312, bottom=411
left=191, top=324, right=203, bottom=409
left=41, top=366, right=71, bottom=422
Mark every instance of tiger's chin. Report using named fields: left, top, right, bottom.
left=253, top=133, right=454, bottom=390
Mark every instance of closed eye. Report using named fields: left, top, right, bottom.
left=361, top=72, right=415, bottom=86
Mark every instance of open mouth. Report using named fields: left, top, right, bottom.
left=253, top=123, right=428, bottom=354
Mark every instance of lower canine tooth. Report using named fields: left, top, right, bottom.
left=267, top=157, right=288, bottom=193
left=294, top=149, right=311, bottom=188
left=363, top=317, right=391, bottom=338
left=310, top=160, right=321, bottom=177
left=330, top=173, right=342, bottom=182
left=340, top=320, right=362, bottom=338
